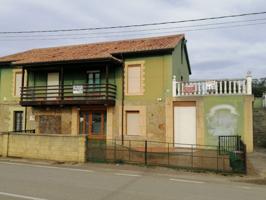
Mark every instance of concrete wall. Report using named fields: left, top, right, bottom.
left=166, top=95, right=254, bottom=152
left=253, top=108, right=266, bottom=148
left=0, top=133, right=86, bottom=162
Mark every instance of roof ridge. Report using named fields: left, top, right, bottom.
left=27, top=34, right=184, bottom=51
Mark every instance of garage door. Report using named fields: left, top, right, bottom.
left=174, top=102, right=196, bottom=146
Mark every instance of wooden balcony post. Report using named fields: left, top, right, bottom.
left=106, top=64, right=109, bottom=100
left=246, top=72, right=252, bottom=95
left=172, top=75, right=177, bottom=97
left=21, top=67, right=25, bottom=102
left=60, top=66, right=64, bottom=101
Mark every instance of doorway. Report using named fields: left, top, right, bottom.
left=174, top=102, right=196, bottom=146
left=79, top=110, right=106, bottom=139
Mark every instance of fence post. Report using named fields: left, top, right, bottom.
left=167, top=143, right=170, bottom=167
left=243, top=143, right=247, bottom=174
left=218, top=136, right=220, bottom=155
left=144, top=140, right=147, bottom=165
left=114, top=139, right=117, bottom=162
left=191, top=145, right=193, bottom=168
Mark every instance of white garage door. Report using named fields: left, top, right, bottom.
left=174, top=104, right=196, bottom=146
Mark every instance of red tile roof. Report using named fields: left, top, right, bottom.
left=0, top=34, right=184, bottom=65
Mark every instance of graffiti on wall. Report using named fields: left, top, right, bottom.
left=206, top=104, right=239, bottom=136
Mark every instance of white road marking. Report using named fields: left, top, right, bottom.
left=0, top=161, right=94, bottom=173
left=115, top=173, right=142, bottom=177
left=0, top=191, right=48, bottom=200
left=170, top=178, right=205, bottom=184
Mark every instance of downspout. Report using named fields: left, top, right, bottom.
left=24, top=107, right=27, bottom=131
left=121, top=54, right=125, bottom=145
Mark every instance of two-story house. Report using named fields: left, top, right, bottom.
left=0, top=34, right=254, bottom=152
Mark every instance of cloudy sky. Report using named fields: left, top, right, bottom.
left=0, top=0, right=266, bottom=79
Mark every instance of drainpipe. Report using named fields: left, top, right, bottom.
left=121, top=54, right=125, bottom=145
left=24, top=107, right=27, bottom=130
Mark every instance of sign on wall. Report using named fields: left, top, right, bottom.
left=73, top=85, right=83, bottom=94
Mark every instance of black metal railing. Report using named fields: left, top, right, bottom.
left=86, top=138, right=244, bottom=173
left=3, top=129, right=36, bottom=134
left=218, top=135, right=241, bottom=155
left=20, top=83, right=116, bottom=105
left=218, top=135, right=247, bottom=173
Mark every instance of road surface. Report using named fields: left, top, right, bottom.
left=0, top=161, right=265, bottom=200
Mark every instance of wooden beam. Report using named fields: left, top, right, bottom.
left=60, top=66, right=64, bottom=101
left=105, top=64, right=109, bottom=101
left=21, top=67, right=25, bottom=102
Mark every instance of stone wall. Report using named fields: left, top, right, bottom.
left=253, top=108, right=266, bottom=148
left=0, top=133, right=86, bottom=162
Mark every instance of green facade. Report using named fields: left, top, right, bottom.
left=204, top=95, right=245, bottom=146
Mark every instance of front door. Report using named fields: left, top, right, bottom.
left=79, top=110, right=106, bottom=139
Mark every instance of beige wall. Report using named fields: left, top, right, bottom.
left=0, top=133, right=86, bottom=162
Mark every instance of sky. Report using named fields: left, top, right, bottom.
left=0, top=0, right=266, bottom=79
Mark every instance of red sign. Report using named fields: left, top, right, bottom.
left=183, top=84, right=197, bottom=93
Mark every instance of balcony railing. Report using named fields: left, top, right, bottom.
left=172, top=74, right=252, bottom=97
left=20, top=83, right=116, bottom=106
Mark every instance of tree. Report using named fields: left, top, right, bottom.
left=252, top=78, right=266, bottom=97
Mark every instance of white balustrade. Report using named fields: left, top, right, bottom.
left=172, top=74, right=252, bottom=97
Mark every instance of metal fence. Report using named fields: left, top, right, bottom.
left=86, top=138, right=246, bottom=173
left=3, top=129, right=35, bottom=134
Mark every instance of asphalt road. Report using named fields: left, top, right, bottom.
left=0, top=161, right=265, bottom=200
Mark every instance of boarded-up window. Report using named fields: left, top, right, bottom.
left=15, top=72, right=22, bottom=97
left=39, top=115, right=61, bottom=134
left=127, top=65, right=141, bottom=94
left=126, top=111, right=141, bottom=136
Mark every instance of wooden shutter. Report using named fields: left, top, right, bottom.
left=127, top=65, right=141, bottom=94
left=126, top=111, right=141, bottom=136
left=15, top=72, right=22, bottom=97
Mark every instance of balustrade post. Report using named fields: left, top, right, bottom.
left=246, top=72, right=252, bottom=95
left=172, top=75, right=177, bottom=97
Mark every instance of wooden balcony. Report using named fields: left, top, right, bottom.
left=172, top=74, right=252, bottom=97
left=20, top=83, right=116, bottom=106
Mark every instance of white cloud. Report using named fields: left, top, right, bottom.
left=0, top=0, right=265, bottom=79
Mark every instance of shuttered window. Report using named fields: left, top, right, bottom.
left=126, top=111, right=141, bottom=136
left=15, top=72, right=22, bottom=97
left=127, top=64, right=141, bottom=94
left=14, top=111, right=23, bottom=132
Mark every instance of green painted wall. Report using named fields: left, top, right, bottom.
left=0, top=67, right=18, bottom=101
left=28, top=68, right=116, bottom=87
left=203, top=95, right=245, bottom=146
left=122, top=55, right=172, bottom=102
left=172, top=42, right=190, bottom=82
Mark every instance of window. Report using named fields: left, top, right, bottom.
left=14, top=72, right=22, bottom=97
left=87, top=71, right=100, bottom=85
left=126, top=111, right=141, bottom=136
left=125, top=61, right=144, bottom=95
left=14, top=111, right=23, bottom=132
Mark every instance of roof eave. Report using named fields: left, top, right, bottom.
left=12, top=57, right=122, bottom=67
